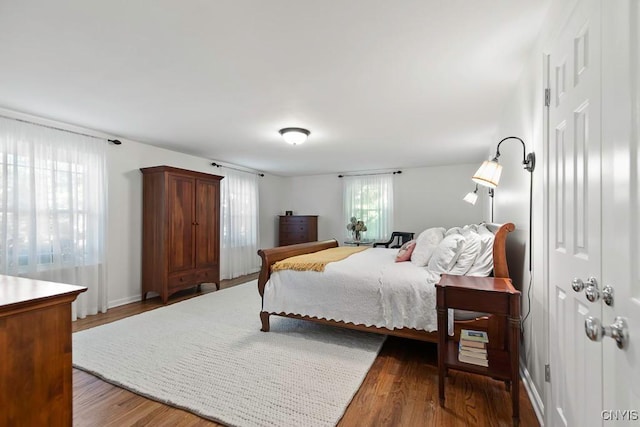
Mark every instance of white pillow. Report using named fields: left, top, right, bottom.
left=449, top=229, right=483, bottom=275
left=427, top=233, right=466, bottom=274
left=477, top=224, right=493, bottom=236
left=462, top=223, right=479, bottom=233
left=445, top=227, right=461, bottom=236
left=410, top=227, right=446, bottom=266
left=466, top=226, right=495, bottom=276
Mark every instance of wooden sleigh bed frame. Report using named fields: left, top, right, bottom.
left=257, top=223, right=515, bottom=346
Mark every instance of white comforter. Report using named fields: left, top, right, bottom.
left=262, top=247, right=446, bottom=332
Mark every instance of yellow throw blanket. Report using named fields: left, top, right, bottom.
left=271, top=246, right=368, bottom=272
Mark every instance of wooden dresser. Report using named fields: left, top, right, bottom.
left=278, top=215, right=318, bottom=246
left=140, top=166, right=223, bottom=303
left=0, top=275, right=86, bottom=426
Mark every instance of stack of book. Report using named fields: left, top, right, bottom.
left=458, top=329, right=489, bottom=367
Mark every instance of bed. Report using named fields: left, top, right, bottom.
left=257, top=222, right=515, bottom=345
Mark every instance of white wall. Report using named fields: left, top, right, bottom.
left=258, top=173, right=288, bottom=249
left=393, top=164, right=487, bottom=233
left=284, top=174, right=343, bottom=241
left=107, top=141, right=282, bottom=307
left=283, top=164, right=485, bottom=242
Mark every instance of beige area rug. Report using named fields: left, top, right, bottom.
left=73, top=280, right=385, bottom=427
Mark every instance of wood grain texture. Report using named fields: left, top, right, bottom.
left=488, top=222, right=515, bottom=279
left=195, top=179, right=220, bottom=272
left=436, top=274, right=522, bottom=424
left=72, top=277, right=539, bottom=426
left=140, top=166, right=223, bottom=303
left=0, top=276, right=86, bottom=427
left=278, top=215, right=318, bottom=246
left=168, top=174, right=196, bottom=273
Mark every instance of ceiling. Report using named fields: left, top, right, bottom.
left=0, top=1, right=551, bottom=176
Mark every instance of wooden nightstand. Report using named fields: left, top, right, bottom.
left=436, top=273, right=521, bottom=426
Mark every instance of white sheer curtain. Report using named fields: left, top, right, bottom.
left=220, top=168, right=259, bottom=279
left=343, top=174, right=394, bottom=241
left=0, top=117, right=107, bottom=320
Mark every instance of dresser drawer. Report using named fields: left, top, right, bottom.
left=280, top=223, right=309, bottom=233
left=167, top=272, right=196, bottom=291
left=279, top=239, right=302, bottom=246
left=280, top=232, right=309, bottom=242
left=195, top=269, right=218, bottom=283
left=280, top=217, right=307, bottom=225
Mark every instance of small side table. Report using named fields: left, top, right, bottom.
left=436, top=274, right=521, bottom=426
left=343, top=240, right=374, bottom=247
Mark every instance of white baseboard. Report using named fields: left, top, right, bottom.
left=520, top=361, right=545, bottom=426
left=108, top=295, right=142, bottom=308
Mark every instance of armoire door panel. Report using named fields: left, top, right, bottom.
left=168, top=174, right=195, bottom=273
left=195, top=179, right=220, bottom=268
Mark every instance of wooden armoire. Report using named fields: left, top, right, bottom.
left=140, top=166, right=223, bottom=303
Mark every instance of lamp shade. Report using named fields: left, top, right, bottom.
left=279, top=127, right=310, bottom=145
left=472, top=160, right=503, bottom=189
left=463, top=191, right=479, bottom=205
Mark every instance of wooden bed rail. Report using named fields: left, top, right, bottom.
left=257, top=239, right=338, bottom=297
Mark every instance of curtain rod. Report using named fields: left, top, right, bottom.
left=0, top=114, right=122, bottom=145
left=211, top=162, right=264, bottom=177
left=338, top=170, right=402, bottom=178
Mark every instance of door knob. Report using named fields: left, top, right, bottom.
left=572, top=276, right=597, bottom=292
left=584, top=316, right=628, bottom=349
left=602, top=285, right=614, bottom=306
left=585, top=279, right=600, bottom=302
left=572, top=277, right=599, bottom=302
left=572, top=278, right=585, bottom=292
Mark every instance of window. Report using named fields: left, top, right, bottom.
left=220, top=168, right=259, bottom=279
left=0, top=154, right=91, bottom=270
left=343, top=174, right=394, bottom=241
left=0, top=117, right=107, bottom=319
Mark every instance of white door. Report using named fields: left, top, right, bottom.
left=547, top=0, right=603, bottom=425
left=600, top=0, right=640, bottom=423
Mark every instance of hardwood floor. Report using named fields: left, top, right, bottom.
left=73, top=274, right=540, bottom=427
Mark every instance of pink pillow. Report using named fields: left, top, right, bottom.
left=395, top=240, right=417, bottom=262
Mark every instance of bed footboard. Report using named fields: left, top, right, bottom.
left=256, top=239, right=339, bottom=297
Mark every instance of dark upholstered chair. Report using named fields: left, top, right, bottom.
left=373, top=231, right=415, bottom=249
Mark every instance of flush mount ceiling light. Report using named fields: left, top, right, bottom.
left=279, top=127, right=310, bottom=145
